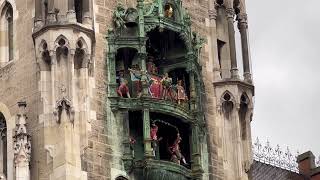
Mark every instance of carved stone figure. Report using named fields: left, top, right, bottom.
left=192, top=32, right=205, bottom=59
left=113, top=4, right=127, bottom=29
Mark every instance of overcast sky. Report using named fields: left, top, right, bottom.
left=246, top=0, right=320, bottom=158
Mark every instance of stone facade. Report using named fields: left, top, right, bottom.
left=0, top=0, right=254, bottom=180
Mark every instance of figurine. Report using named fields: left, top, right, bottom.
left=177, top=80, right=188, bottom=104
left=117, top=80, right=131, bottom=98
left=147, top=56, right=158, bottom=75
left=129, top=65, right=143, bottom=97
left=113, top=4, right=126, bottom=29
left=161, top=73, right=172, bottom=100
left=169, top=133, right=187, bottom=165
left=150, top=123, right=162, bottom=156
left=165, top=4, right=174, bottom=18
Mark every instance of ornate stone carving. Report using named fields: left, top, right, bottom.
left=53, top=97, right=75, bottom=124
left=113, top=4, right=127, bottom=29
left=13, top=102, right=32, bottom=165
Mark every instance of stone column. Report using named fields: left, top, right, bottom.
left=191, top=123, right=203, bottom=179
left=69, top=49, right=75, bottom=103
left=189, top=71, right=196, bottom=110
left=67, top=0, right=76, bottom=22
left=139, top=52, right=149, bottom=97
left=108, top=52, right=117, bottom=97
left=35, top=0, right=43, bottom=28
left=82, top=0, right=92, bottom=25
left=47, top=0, right=57, bottom=23
left=238, top=13, right=252, bottom=82
left=50, top=50, right=57, bottom=104
left=143, top=109, right=153, bottom=159
left=208, top=3, right=221, bottom=81
left=226, top=8, right=239, bottom=79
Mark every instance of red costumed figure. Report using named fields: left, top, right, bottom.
left=117, top=80, right=131, bottom=98
left=150, top=123, right=162, bottom=156
left=169, top=133, right=187, bottom=165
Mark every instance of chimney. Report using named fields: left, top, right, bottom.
left=297, top=151, right=316, bottom=176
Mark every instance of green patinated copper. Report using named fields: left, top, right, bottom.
left=107, top=0, right=206, bottom=179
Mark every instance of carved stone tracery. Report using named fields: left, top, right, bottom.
left=13, top=102, right=31, bottom=180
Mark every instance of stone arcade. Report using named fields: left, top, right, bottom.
left=0, top=0, right=254, bottom=179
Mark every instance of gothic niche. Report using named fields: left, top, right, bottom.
left=128, top=111, right=191, bottom=168
left=56, top=38, right=70, bottom=94
left=239, top=94, right=249, bottom=140
left=41, top=42, right=51, bottom=71
left=0, top=113, right=7, bottom=178
left=222, top=93, right=234, bottom=119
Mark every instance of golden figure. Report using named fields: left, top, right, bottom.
left=165, top=4, right=174, bottom=18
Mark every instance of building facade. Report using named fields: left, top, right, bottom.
left=0, top=0, right=254, bottom=179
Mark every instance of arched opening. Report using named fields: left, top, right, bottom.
left=115, top=176, right=128, bottom=180
left=222, top=93, right=234, bottom=119
left=145, top=28, right=190, bottom=102
left=239, top=94, right=249, bottom=140
left=115, top=48, right=138, bottom=98
left=56, top=37, right=70, bottom=94
left=128, top=111, right=191, bottom=168
left=74, top=41, right=86, bottom=70
left=150, top=112, right=191, bottom=168
left=41, top=41, right=51, bottom=71
left=0, top=113, right=7, bottom=178
left=0, top=3, right=14, bottom=64
left=75, top=0, right=83, bottom=23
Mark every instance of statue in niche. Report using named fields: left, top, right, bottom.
left=113, top=4, right=127, bottom=29
left=176, top=80, right=188, bottom=105
left=161, top=73, right=172, bottom=100
left=129, top=64, right=143, bottom=98
left=169, top=133, right=187, bottom=165
left=150, top=123, right=162, bottom=157
left=117, top=79, right=131, bottom=98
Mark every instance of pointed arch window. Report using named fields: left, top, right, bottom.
left=0, top=113, right=7, bottom=178
left=0, top=3, right=14, bottom=64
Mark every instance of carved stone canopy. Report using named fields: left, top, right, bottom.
left=53, top=97, right=75, bottom=124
